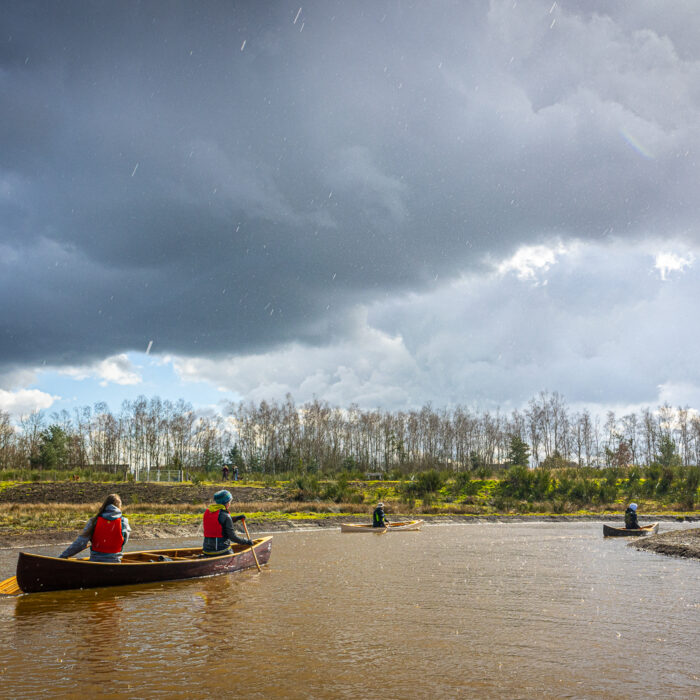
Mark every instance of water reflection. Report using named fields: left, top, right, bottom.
left=1, top=523, right=699, bottom=698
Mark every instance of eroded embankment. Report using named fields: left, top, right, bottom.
left=630, top=527, right=700, bottom=560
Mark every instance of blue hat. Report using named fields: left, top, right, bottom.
left=629, top=503, right=637, bottom=511
left=214, top=489, right=233, bottom=504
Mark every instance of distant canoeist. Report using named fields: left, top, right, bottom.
left=372, top=502, right=390, bottom=528
left=203, top=489, right=253, bottom=556
left=624, top=502, right=640, bottom=529
left=59, top=493, right=131, bottom=562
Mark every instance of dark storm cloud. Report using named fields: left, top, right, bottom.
left=1, top=1, right=699, bottom=371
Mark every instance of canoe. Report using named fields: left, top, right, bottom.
left=340, top=520, right=424, bottom=533
left=603, top=523, right=659, bottom=538
left=14, top=537, right=272, bottom=594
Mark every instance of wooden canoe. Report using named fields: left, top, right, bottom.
left=14, top=537, right=272, bottom=594
left=603, top=523, right=659, bottom=538
left=340, top=520, right=424, bottom=533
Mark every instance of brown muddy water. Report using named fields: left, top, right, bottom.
left=1, top=522, right=699, bottom=699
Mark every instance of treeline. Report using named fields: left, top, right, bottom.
left=230, top=392, right=700, bottom=474
left=0, top=398, right=232, bottom=473
left=1, top=391, right=700, bottom=474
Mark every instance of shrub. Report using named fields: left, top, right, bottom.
left=287, top=475, right=321, bottom=501
left=502, top=465, right=532, bottom=499
left=672, top=466, right=700, bottom=510
left=401, top=469, right=445, bottom=499
left=655, top=467, right=674, bottom=496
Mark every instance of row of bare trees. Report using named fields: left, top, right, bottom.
left=1, top=392, right=699, bottom=473
left=231, top=392, right=700, bottom=473
left=0, top=397, right=233, bottom=472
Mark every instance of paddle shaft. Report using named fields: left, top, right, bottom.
left=242, top=519, right=261, bottom=571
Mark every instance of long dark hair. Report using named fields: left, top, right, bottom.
left=86, top=493, right=122, bottom=538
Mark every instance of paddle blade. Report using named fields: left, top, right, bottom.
left=0, top=575, right=21, bottom=596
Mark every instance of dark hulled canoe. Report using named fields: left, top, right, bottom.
left=15, top=537, right=272, bottom=593
left=603, top=523, right=659, bottom=538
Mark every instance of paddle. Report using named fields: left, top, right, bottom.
left=242, top=518, right=261, bottom=572
left=0, top=575, right=20, bottom=596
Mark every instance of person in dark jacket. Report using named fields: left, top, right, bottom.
left=59, top=493, right=131, bottom=562
left=372, top=502, right=390, bottom=528
left=202, top=489, right=253, bottom=556
left=624, top=502, right=640, bottom=529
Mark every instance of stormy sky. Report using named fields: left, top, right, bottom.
left=2, top=1, right=699, bottom=416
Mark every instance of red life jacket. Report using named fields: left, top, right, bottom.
left=203, top=508, right=224, bottom=537
left=91, top=516, right=125, bottom=553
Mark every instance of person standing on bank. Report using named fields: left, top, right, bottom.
left=372, top=501, right=390, bottom=528
left=59, top=493, right=131, bottom=562
left=624, top=502, right=640, bottom=529
left=203, top=489, right=253, bottom=556
left=221, top=464, right=229, bottom=480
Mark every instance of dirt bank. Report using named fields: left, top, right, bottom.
left=2, top=513, right=696, bottom=550
left=630, top=527, right=700, bottom=560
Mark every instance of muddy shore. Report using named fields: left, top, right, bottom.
left=630, top=527, right=700, bottom=560
left=2, top=513, right=697, bottom=550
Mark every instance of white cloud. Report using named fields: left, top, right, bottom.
left=496, top=242, right=568, bottom=282
left=60, top=354, right=142, bottom=386
left=654, top=251, right=694, bottom=280
left=0, top=388, right=59, bottom=415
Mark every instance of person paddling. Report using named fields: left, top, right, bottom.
left=202, top=489, right=253, bottom=556
left=59, top=493, right=131, bottom=562
left=624, top=502, right=641, bottom=529
left=372, top=501, right=390, bottom=528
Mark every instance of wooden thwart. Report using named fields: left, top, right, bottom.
left=0, top=575, right=21, bottom=596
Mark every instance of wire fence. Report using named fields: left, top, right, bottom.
left=132, top=468, right=184, bottom=482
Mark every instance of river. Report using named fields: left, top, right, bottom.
left=1, top=522, right=698, bottom=698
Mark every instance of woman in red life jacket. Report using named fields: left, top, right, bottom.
left=59, top=493, right=131, bottom=562
left=202, top=489, right=253, bottom=556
